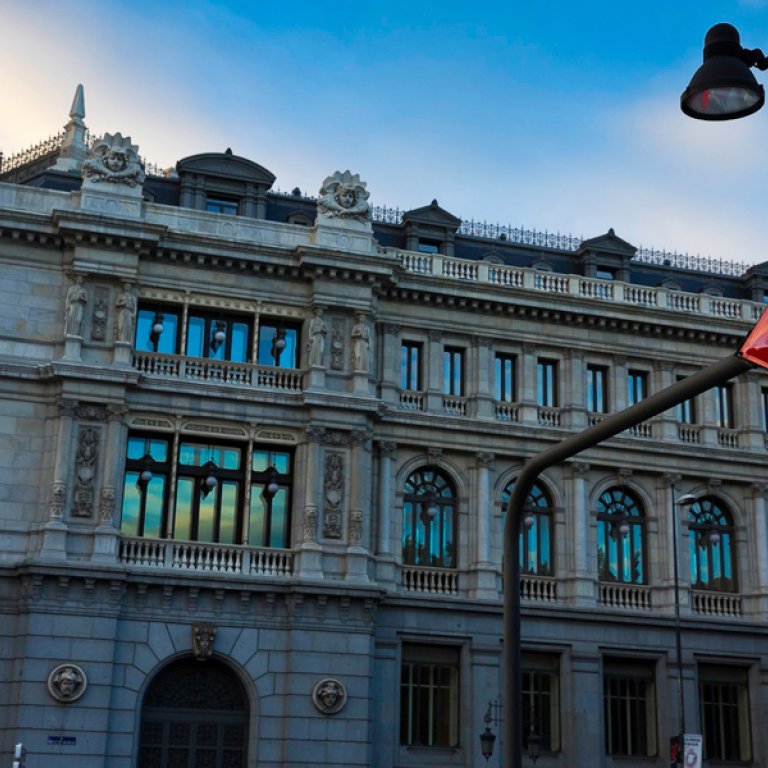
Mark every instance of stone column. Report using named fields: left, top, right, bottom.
left=346, top=430, right=371, bottom=583
left=40, top=399, right=78, bottom=560
left=426, top=330, right=443, bottom=412
left=564, top=350, right=586, bottom=430
left=567, top=462, right=593, bottom=605
left=93, top=405, right=128, bottom=562
left=519, top=343, right=538, bottom=426
left=297, top=427, right=323, bottom=579
left=471, top=452, right=497, bottom=599
left=738, top=371, right=765, bottom=451
left=747, top=483, right=768, bottom=616
left=474, top=337, right=494, bottom=419
left=376, top=441, right=397, bottom=587
left=379, top=324, right=400, bottom=405
left=655, top=362, right=678, bottom=441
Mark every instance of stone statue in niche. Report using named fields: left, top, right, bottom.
left=82, top=132, right=145, bottom=187
left=317, top=170, right=370, bottom=222
left=322, top=452, right=344, bottom=539
left=312, top=678, right=347, bottom=714
left=351, top=312, right=370, bottom=373
left=307, top=307, right=327, bottom=366
left=65, top=276, right=87, bottom=337
left=115, top=283, right=136, bottom=343
left=73, top=427, right=99, bottom=517
left=192, top=623, right=217, bottom=661
left=47, top=663, right=87, bottom=703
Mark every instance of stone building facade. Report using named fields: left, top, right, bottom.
left=1, top=88, right=768, bottom=767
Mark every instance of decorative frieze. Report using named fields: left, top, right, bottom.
left=72, top=427, right=99, bottom=518
left=331, top=318, right=345, bottom=369
left=303, top=505, right=319, bottom=543
left=350, top=508, right=364, bottom=546
left=90, top=287, right=109, bottom=340
left=99, top=486, right=116, bottom=524
left=323, top=452, right=344, bottom=539
left=48, top=482, right=67, bottom=521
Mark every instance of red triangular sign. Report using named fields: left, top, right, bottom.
left=740, top=308, right=768, bottom=369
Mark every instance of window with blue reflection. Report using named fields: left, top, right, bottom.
left=502, top=481, right=554, bottom=576
left=135, top=307, right=180, bottom=354
left=185, top=313, right=250, bottom=362
left=688, top=496, right=736, bottom=592
left=402, top=467, right=456, bottom=568
left=495, top=354, right=516, bottom=402
left=596, top=487, right=646, bottom=584
left=537, top=359, right=558, bottom=407
left=442, top=348, right=464, bottom=396
left=121, top=434, right=170, bottom=538
left=257, top=321, right=300, bottom=368
left=249, top=448, right=293, bottom=548
left=401, top=341, right=422, bottom=391
left=627, top=370, right=648, bottom=406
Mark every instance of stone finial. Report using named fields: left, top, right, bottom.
left=317, top=170, right=370, bottom=224
left=70, top=84, right=85, bottom=121
left=82, top=132, right=145, bottom=189
left=53, top=84, right=88, bottom=173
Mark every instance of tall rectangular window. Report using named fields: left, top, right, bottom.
left=401, top=341, right=422, bottom=391
left=699, top=664, right=751, bottom=762
left=186, top=312, right=251, bottom=363
left=135, top=305, right=181, bottom=355
left=603, top=659, right=657, bottom=757
left=537, top=359, right=558, bottom=407
left=716, top=384, right=735, bottom=428
left=523, top=653, right=560, bottom=753
left=400, top=645, right=459, bottom=748
left=495, top=354, right=516, bottom=402
left=443, top=348, right=464, bottom=396
left=627, top=370, right=648, bottom=406
left=677, top=375, right=697, bottom=424
left=587, top=365, right=608, bottom=413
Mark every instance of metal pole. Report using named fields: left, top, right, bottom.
left=671, top=487, right=686, bottom=739
left=503, top=353, right=753, bottom=768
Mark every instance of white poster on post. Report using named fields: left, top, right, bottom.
left=683, top=733, right=703, bottom=767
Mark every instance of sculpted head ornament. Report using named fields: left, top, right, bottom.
left=317, top=170, right=370, bottom=221
left=82, top=132, right=145, bottom=187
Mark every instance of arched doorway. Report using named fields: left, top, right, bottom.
left=138, top=657, right=249, bottom=768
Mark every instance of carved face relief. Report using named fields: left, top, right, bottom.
left=312, top=678, right=347, bottom=714
left=104, top=149, right=128, bottom=172
left=48, top=664, right=87, bottom=703
left=335, top=186, right=357, bottom=209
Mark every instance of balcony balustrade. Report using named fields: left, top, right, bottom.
left=119, top=536, right=293, bottom=577
left=520, top=574, right=558, bottom=602
left=401, top=565, right=459, bottom=596
left=599, top=582, right=652, bottom=611
left=692, top=590, right=743, bottom=617
left=132, top=351, right=302, bottom=392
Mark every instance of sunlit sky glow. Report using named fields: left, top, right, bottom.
left=2, top=1, right=768, bottom=265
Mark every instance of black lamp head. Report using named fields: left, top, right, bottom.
left=681, top=23, right=765, bottom=120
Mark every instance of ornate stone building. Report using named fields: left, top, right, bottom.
left=2, top=87, right=768, bottom=767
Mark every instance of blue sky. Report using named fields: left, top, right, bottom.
left=2, top=1, right=768, bottom=265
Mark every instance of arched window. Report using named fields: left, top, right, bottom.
left=688, top=496, right=736, bottom=592
left=139, top=657, right=249, bottom=767
left=402, top=466, right=456, bottom=568
left=502, top=481, right=554, bottom=576
left=596, top=486, right=646, bottom=584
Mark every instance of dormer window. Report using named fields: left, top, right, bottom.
left=417, top=239, right=441, bottom=254
left=206, top=196, right=239, bottom=215
left=596, top=266, right=616, bottom=280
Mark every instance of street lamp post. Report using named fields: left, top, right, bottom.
left=502, top=310, right=768, bottom=768
left=670, top=489, right=697, bottom=762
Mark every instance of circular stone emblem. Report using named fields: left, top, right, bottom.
left=312, top=678, right=347, bottom=714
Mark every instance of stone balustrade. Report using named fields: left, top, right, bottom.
left=692, top=590, right=743, bottom=617
left=599, top=582, right=652, bottom=611
left=119, top=536, right=293, bottom=577
left=401, top=565, right=459, bottom=596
